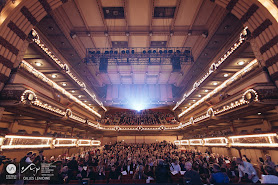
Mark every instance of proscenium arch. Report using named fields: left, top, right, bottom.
left=0, top=0, right=278, bottom=92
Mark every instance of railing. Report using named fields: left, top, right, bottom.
left=174, top=133, right=278, bottom=148
left=0, top=135, right=101, bottom=150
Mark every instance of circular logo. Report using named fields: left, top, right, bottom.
left=6, top=164, right=16, bottom=174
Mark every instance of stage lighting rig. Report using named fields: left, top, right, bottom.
left=86, top=47, right=193, bottom=66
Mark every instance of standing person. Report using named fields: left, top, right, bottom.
left=236, top=158, right=260, bottom=183
left=183, top=161, right=203, bottom=185
left=20, top=151, right=33, bottom=166
left=209, top=163, right=229, bottom=184
left=34, top=150, right=44, bottom=165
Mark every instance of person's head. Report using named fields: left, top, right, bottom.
left=264, top=165, right=276, bottom=175
left=185, top=161, right=192, bottom=171
left=138, top=165, right=144, bottom=172
left=265, top=154, right=271, bottom=161
left=26, top=151, right=33, bottom=157
left=212, top=163, right=221, bottom=172
left=236, top=158, right=243, bottom=165
left=174, top=157, right=179, bottom=165
left=111, top=165, right=116, bottom=172
left=39, top=150, right=43, bottom=156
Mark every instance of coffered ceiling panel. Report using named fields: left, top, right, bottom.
left=155, top=0, right=177, bottom=7
left=77, top=0, right=104, bottom=27
left=62, top=1, right=85, bottom=27
left=100, top=0, right=124, bottom=7
left=79, top=37, right=94, bottom=48
left=174, top=0, right=203, bottom=26
left=193, top=0, right=216, bottom=26
left=129, top=36, right=148, bottom=47
left=168, top=36, right=185, bottom=47
left=128, top=0, right=151, bottom=26
left=92, top=36, right=110, bottom=48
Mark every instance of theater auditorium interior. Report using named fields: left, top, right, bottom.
left=0, top=0, right=278, bottom=184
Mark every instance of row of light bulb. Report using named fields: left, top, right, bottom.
left=173, top=26, right=249, bottom=111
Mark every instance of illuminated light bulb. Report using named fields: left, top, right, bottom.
left=193, top=100, right=196, bottom=102
left=35, top=62, right=42, bottom=66
left=204, top=89, right=209, bottom=92
left=198, top=94, right=201, bottom=97
left=237, top=61, right=245, bottom=65
left=188, top=103, right=191, bottom=105
left=78, top=95, right=82, bottom=98
left=71, top=90, right=75, bottom=93
left=62, top=83, right=67, bottom=86
left=213, top=82, right=218, bottom=85
left=52, top=74, right=58, bottom=78
left=84, top=100, right=87, bottom=102
left=224, top=73, right=229, bottom=77
left=88, top=104, right=92, bottom=106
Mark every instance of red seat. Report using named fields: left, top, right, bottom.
left=68, top=180, right=80, bottom=184
left=121, top=178, right=132, bottom=184
left=133, top=179, right=146, bottom=184
left=109, top=179, right=121, bottom=184
left=95, top=179, right=107, bottom=184
left=121, top=175, right=132, bottom=179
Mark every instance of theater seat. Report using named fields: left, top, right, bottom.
left=109, top=179, right=121, bottom=183
left=95, top=179, right=107, bottom=184
left=68, top=180, right=80, bottom=184
left=133, top=179, right=146, bottom=184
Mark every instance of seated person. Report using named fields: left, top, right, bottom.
left=183, top=161, right=203, bottom=185
left=209, top=163, right=229, bottom=184
left=170, top=157, right=181, bottom=173
left=261, top=165, right=278, bottom=184
left=236, top=157, right=260, bottom=183
left=109, top=165, right=121, bottom=180
left=133, top=165, right=148, bottom=179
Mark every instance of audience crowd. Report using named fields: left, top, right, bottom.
left=101, top=109, right=176, bottom=125
left=1, top=141, right=278, bottom=184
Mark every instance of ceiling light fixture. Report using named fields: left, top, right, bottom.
left=198, top=95, right=201, bottom=97
left=61, top=83, right=67, bottom=86
left=51, top=74, right=57, bottom=78
left=192, top=100, right=196, bottom=102
left=35, top=62, right=42, bottom=66
left=224, top=73, right=229, bottom=77
left=70, top=32, right=77, bottom=39
left=213, top=82, right=218, bottom=85
left=204, top=89, right=209, bottom=92
left=237, top=61, right=245, bottom=65
left=202, top=31, right=208, bottom=38
left=71, top=90, right=75, bottom=93
left=78, top=95, right=82, bottom=98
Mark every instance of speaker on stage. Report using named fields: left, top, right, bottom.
left=99, top=57, right=108, bottom=72
left=171, top=56, right=181, bottom=72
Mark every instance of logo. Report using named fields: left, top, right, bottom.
left=21, top=163, right=40, bottom=176
left=6, top=164, right=16, bottom=174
